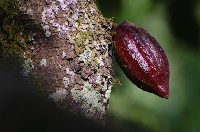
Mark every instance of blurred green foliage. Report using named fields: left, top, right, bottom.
left=97, top=0, right=200, bottom=131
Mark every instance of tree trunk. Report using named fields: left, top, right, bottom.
left=0, top=0, right=113, bottom=124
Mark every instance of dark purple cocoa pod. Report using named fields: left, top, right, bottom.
left=114, top=21, right=169, bottom=99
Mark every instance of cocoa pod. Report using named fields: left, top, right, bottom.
left=114, top=21, right=169, bottom=99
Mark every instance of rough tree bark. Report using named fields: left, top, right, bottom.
left=0, top=0, right=113, bottom=124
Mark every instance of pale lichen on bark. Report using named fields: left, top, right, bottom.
left=0, top=0, right=113, bottom=123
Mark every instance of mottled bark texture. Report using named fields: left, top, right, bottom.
left=0, top=0, right=113, bottom=124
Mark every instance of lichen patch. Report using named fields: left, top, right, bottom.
left=49, top=88, right=68, bottom=102
left=71, top=81, right=105, bottom=119
left=79, top=47, right=92, bottom=63
left=63, top=76, right=69, bottom=88
left=21, top=59, right=34, bottom=76
left=40, top=59, right=47, bottom=66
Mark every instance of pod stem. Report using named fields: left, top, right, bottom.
left=112, top=23, right=118, bottom=29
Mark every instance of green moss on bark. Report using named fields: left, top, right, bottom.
left=0, top=0, right=29, bottom=58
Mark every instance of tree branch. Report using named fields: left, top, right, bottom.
left=0, top=0, right=113, bottom=124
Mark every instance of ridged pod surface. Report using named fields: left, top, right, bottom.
left=114, top=21, right=169, bottom=98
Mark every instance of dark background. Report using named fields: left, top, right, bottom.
left=97, top=0, right=200, bottom=132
